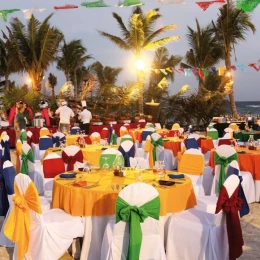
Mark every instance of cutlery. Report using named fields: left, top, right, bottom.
left=111, top=184, right=115, bottom=191
left=82, top=184, right=100, bottom=189
left=116, top=184, right=120, bottom=191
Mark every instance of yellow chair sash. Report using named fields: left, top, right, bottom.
left=178, top=154, right=204, bottom=175
left=90, top=135, right=101, bottom=144
left=15, top=142, right=22, bottom=174
left=40, top=129, right=50, bottom=138
left=144, top=138, right=154, bottom=168
left=120, top=128, right=128, bottom=137
left=4, top=181, right=42, bottom=260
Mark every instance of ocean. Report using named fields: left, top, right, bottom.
left=224, top=101, right=260, bottom=115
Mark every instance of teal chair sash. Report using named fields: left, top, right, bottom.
left=116, top=196, right=160, bottom=260
left=214, top=152, right=238, bottom=192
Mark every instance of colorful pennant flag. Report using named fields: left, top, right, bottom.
left=22, top=8, right=45, bottom=19
left=156, top=0, right=185, bottom=4
left=236, top=0, right=260, bottom=12
left=158, top=77, right=169, bottom=88
left=0, top=9, right=20, bottom=22
left=54, top=5, right=78, bottom=10
left=196, top=0, right=225, bottom=11
left=81, top=0, right=110, bottom=7
left=248, top=63, right=260, bottom=71
left=118, top=0, right=145, bottom=7
left=237, top=64, right=248, bottom=71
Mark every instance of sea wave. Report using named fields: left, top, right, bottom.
left=246, top=105, right=260, bottom=108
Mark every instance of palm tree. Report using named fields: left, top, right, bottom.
left=184, top=19, right=223, bottom=94
left=48, top=73, right=57, bottom=98
left=98, top=7, right=180, bottom=113
left=147, top=47, right=182, bottom=102
left=2, top=14, right=63, bottom=93
left=57, top=39, right=92, bottom=97
left=214, top=1, right=256, bottom=118
left=0, top=38, right=20, bottom=89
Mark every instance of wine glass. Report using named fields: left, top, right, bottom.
left=135, top=158, right=143, bottom=181
left=102, top=157, right=109, bottom=170
left=157, top=160, right=165, bottom=179
left=104, top=138, right=108, bottom=146
left=83, top=160, right=90, bottom=174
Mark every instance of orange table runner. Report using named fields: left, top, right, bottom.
left=52, top=170, right=196, bottom=217
left=209, top=147, right=260, bottom=180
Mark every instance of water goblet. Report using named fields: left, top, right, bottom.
left=135, top=158, right=143, bottom=181
left=102, top=156, right=110, bottom=170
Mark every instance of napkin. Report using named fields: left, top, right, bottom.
left=168, top=174, right=185, bottom=179
left=73, top=180, right=87, bottom=187
left=101, top=147, right=108, bottom=150
left=237, top=151, right=247, bottom=154
left=59, top=173, right=76, bottom=178
left=163, top=139, right=170, bottom=142
left=52, top=149, right=62, bottom=152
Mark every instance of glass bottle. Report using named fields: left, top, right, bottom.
left=78, top=133, right=85, bottom=148
left=248, top=135, right=255, bottom=150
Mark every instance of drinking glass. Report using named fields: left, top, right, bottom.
left=157, top=160, right=165, bottom=179
left=83, top=160, right=90, bottom=173
left=102, top=157, right=109, bottom=170
left=135, top=158, right=143, bottom=181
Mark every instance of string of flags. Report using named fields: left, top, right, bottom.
left=149, top=61, right=260, bottom=80
left=0, top=0, right=259, bottom=22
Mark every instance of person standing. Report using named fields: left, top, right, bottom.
left=55, top=101, right=75, bottom=134
left=78, top=105, right=92, bottom=134
left=14, top=101, right=27, bottom=141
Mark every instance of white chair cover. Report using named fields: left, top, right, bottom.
left=166, top=175, right=240, bottom=260
left=101, top=183, right=166, bottom=260
left=11, top=174, right=84, bottom=260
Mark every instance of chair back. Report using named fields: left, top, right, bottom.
left=39, top=136, right=53, bottom=150
left=52, top=132, right=66, bottom=147
left=1, top=135, right=10, bottom=162
left=120, top=134, right=133, bottom=144
left=21, top=143, right=35, bottom=175
left=62, top=145, right=83, bottom=171
left=130, top=157, right=149, bottom=169
left=145, top=123, right=155, bottom=129
left=119, top=126, right=128, bottom=137
left=218, top=138, right=234, bottom=146
left=99, top=148, right=123, bottom=168
left=118, top=140, right=135, bottom=167
left=40, top=127, right=50, bottom=138
left=229, top=123, right=239, bottom=132
left=222, top=174, right=240, bottom=198
left=172, top=123, right=180, bottom=130
left=100, top=127, right=109, bottom=139
left=224, top=128, right=234, bottom=138
left=155, top=123, right=161, bottom=129
left=185, top=138, right=199, bottom=150
left=26, top=131, right=33, bottom=146
left=70, top=126, right=80, bottom=135
left=43, top=153, right=65, bottom=178
left=207, top=128, right=219, bottom=140
left=90, top=132, right=101, bottom=144
left=20, top=130, right=27, bottom=143
left=3, top=161, right=16, bottom=195
left=178, top=149, right=204, bottom=175
left=141, top=129, right=154, bottom=142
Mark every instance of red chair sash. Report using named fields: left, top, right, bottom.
left=62, top=150, right=83, bottom=171
left=43, top=158, right=65, bottom=178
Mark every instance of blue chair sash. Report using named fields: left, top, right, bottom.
left=52, top=136, right=65, bottom=147
left=39, top=138, right=53, bottom=150
left=71, top=127, right=80, bottom=134
left=141, top=131, right=152, bottom=141
left=1, top=140, right=11, bottom=162
left=185, top=138, right=199, bottom=150
left=118, top=144, right=135, bottom=167
left=3, top=166, right=16, bottom=195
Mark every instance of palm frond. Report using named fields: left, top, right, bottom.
left=144, top=36, right=180, bottom=51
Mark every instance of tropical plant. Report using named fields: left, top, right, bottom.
left=98, top=6, right=180, bottom=113
left=184, top=18, right=223, bottom=94
left=147, top=47, right=182, bottom=102
left=2, top=14, right=63, bottom=93
left=214, top=1, right=256, bottom=118
left=0, top=38, right=20, bottom=88
left=57, top=39, right=92, bottom=97
left=48, top=73, right=57, bottom=98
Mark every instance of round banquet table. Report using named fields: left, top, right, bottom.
left=52, top=170, right=196, bottom=260
left=163, top=137, right=185, bottom=157
left=234, top=130, right=260, bottom=142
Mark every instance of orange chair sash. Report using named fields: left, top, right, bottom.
left=178, top=154, right=204, bottom=175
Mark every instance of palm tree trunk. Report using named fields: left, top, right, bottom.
left=65, top=73, right=70, bottom=82
left=137, top=70, right=144, bottom=114
left=225, top=52, right=238, bottom=119
left=74, top=72, right=77, bottom=99
left=5, top=74, right=9, bottom=89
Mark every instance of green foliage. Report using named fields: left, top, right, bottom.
left=1, top=85, right=41, bottom=112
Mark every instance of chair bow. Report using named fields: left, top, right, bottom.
left=20, top=131, right=27, bottom=143
left=214, top=153, right=238, bottom=192
left=1, top=140, right=10, bottom=162
left=4, top=182, right=42, bottom=260
left=118, top=145, right=135, bottom=167
left=151, top=137, right=164, bottom=163
left=52, top=136, right=65, bottom=147
left=116, top=196, right=160, bottom=260
left=62, top=150, right=83, bottom=171
left=21, top=149, right=35, bottom=175
left=222, top=196, right=243, bottom=213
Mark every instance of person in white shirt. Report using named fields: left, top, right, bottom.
left=78, top=106, right=92, bottom=134
left=55, top=101, right=75, bottom=133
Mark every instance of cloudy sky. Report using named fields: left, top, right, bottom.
left=1, top=0, right=260, bottom=101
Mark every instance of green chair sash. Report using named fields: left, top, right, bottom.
left=110, top=133, right=118, bottom=145
left=20, top=131, right=27, bottom=142
left=21, top=149, right=35, bottom=175
left=120, top=137, right=133, bottom=144
left=207, top=131, right=219, bottom=140
left=145, top=123, right=155, bottom=129
left=214, top=152, right=238, bottom=192
left=151, top=137, right=164, bottom=163
left=116, top=196, right=160, bottom=260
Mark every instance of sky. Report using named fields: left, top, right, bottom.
left=0, top=0, right=260, bottom=101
